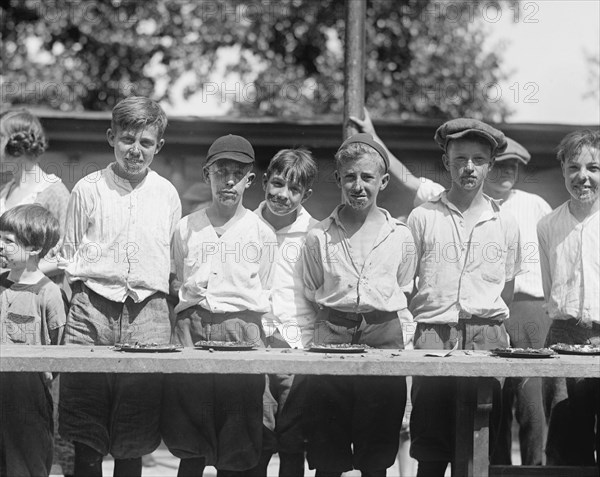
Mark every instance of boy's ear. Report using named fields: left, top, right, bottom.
left=334, top=170, right=342, bottom=189
left=106, top=128, right=115, bottom=146
left=245, top=172, right=256, bottom=189
left=262, top=173, right=268, bottom=191
left=155, top=138, right=165, bottom=154
left=379, top=173, right=390, bottom=191
left=442, top=153, right=450, bottom=171
left=202, top=166, right=211, bottom=183
left=301, top=188, right=313, bottom=203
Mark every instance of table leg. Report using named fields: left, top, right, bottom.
left=453, top=377, right=494, bottom=477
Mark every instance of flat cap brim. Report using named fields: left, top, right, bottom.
left=435, top=118, right=507, bottom=155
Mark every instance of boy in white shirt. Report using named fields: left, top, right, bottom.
left=538, top=129, right=600, bottom=465
left=253, top=148, right=319, bottom=476
left=162, top=135, right=277, bottom=477
left=59, top=96, right=181, bottom=477
left=407, top=119, right=521, bottom=477
left=302, top=133, right=416, bottom=477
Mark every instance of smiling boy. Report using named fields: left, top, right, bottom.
left=538, top=129, right=600, bottom=465
left=59, top=96, right=181, bottom=477
left=302, top=133, right=415, bottom=477
left=252, top=149, right=319, bottom=477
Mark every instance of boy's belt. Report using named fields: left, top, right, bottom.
left=324, top=307, right=397, bottom=324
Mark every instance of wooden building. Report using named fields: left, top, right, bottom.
left=2, top=111, right=594, bottom=219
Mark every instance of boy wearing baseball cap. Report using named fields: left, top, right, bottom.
left=407, top=119, right=522, bottom=476
left=162, top=135, right=277, bottom=476
left=301, top=133, right=416, bottom=476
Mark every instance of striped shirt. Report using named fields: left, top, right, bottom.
left=172, top=207, right=277, bottom=315
left=501, top=190, right=552, bottom=297
left=255, top=202, right=319, bottom=348
left=408, top=192, right=522, bottom=324
left=62, top=164, right=181, bottom=303
left=537, top=202, right=599, bottom=324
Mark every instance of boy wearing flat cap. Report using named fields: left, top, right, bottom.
left=484, top=138, right=552, bottom=466
left=162, top=135, right=277, bottom=476
left=407, top=119, right=522, bottom=476
left=302, top=133, right=416, bottom=476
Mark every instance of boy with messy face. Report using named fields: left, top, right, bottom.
left=302, top=133, right=416, bottom=476
left=162, top=134, right=277, bottom=476
left=59, top=96, right=181, bottom=476
left=538, top=129, right=600, bottom=466
left=252, top=148, right=319, bottom=476
left=407, top=119, right=522, bottom=477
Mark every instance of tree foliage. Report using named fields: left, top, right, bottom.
left=1, top=0, right=517, bottom=121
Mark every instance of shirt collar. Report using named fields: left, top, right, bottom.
left=434, top=190, right=501, bottom=221
left=106, top=163, right=154, bottom=191
left=325, top=204, right=403, bottom=236
left=255, top=201, right=316, bottom=234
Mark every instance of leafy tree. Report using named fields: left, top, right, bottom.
left=1, top=0, right=517, bottom=121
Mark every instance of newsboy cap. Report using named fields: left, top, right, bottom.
left=434, top=118, right=507, bottom=155
left=205, top=134, right=255, bottom=168
left=495, top=137, right=531, bottom=165
left=337, top=133, right=390, bottom=171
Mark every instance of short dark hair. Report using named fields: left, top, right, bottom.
left=556, top=129, right=600, bottom=163
left=266, top=148, right=318, bottom=190
left=0, top=109, right=47, bottom=159
left=0, top=204, right=60, bottom=259
left=111, top=96, right=168, bottom=139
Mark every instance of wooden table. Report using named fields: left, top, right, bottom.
left=2, top=345, right=598, bottom=476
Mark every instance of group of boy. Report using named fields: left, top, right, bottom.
left=0, top=95, right=598, bottom=477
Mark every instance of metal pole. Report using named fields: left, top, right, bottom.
left=343, top=0, right=366, bottom=140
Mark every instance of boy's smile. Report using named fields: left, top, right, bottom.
left=107, top=125, right=164, bottom=180
left=336, top=155, right=389, bottom=211
left=562, top=147, right=599, bottom=204
left=263, top=173, right=310, bottom=216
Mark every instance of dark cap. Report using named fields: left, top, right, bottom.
left=205, top=134, right=254, bottom=168
left=434, top=118, right=507, bottom=155
left=337, top=133, right=390, bottom=171
left=495, top=137, right=531, bottom=165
